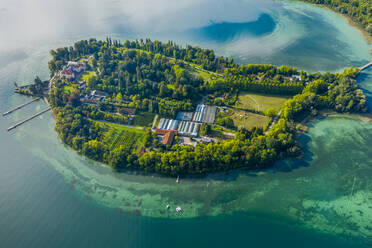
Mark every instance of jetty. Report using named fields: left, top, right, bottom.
left=7, top=107, right=51, bottom=131
left=3, top=73, right=57, bottom=132
left=17, top=84, right=34, bottom=90
left=2, top=97, right=41, bottom=116
left=360, top=62, right=372, bottom=71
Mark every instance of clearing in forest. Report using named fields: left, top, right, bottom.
left=236, top=93, right=289, bottom=112
left=131, top=112, right=156, bottom=127
left=231, top=110, right=270, bottom=130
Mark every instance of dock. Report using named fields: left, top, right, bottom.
left=7, top=107, right=51, bottom=131
left=2, top=97, right=41, bottom=116
left=17, top=84, right=34, bottom=89
left=360, top=62, right=372, bottom=71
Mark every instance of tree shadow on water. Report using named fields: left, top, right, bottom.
left=272, top=134, right=314, bottom=173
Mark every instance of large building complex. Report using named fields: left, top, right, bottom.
left=176, top=112, right=193, bottom=121
left=158, top=118, right=179, bottom=130
left=157, top=118, right=201, bottom=137
left=156, top=105, right=217, bottom=146
left=193, top=104, right=216, bottom=124
left=177, top=121, right=200, bottom=137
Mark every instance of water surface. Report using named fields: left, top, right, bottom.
left=0, top=0, right=371, bottom=247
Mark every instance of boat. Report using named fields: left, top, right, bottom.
left=176, top=175, right=179, bottom=183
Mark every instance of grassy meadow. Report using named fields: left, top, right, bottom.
left=236, top=93, right=289, bottom=112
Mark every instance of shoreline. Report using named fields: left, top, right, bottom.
left=294, top=109, right=372, bottom=159
left=334, top=9, right=372, bottom=45
left=296, top=109, right=372, bottom=134
left=299, top=1, right=372, bottom=45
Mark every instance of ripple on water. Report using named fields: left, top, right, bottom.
left=13, top=101, right=372, bottom=240
left=3, top=0, right=372, bottom=243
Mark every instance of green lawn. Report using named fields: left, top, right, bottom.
left=96, top=121, right=146, bottom=151
left=231, top=110, right=270, bottom=130
left=236, top=93, right=289, bottom=112
left=183, top=61, right=217, bottom=82
left=166, top=84, right=175, bottom=90
left=64, top=85, right=75, bottom=93
left=131, top=112, right=156, bottom=127
left=81, top=71, right=95, bottom=82
left=195, top=69, right=212, bottom=81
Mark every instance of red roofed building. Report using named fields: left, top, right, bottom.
left=60, top=69, right=75, bottom=79
left=162, top=131, right=176, bottom=146
left=155, top=128, right=170, bottom=135
left=156, top=129, right=177, bottom=146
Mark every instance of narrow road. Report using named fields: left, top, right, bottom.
left=223, top=131, right=235, bottom=137
left=166, top=56, right=224, bottom=78
left=94, top=119, right=144, bottom=130
left=151, top=114, right=158, bottom=130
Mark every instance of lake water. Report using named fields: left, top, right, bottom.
left=0, top=0, right=371, bottom=247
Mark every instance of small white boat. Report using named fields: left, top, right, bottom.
left=165, top=204, right=170, bottom=210
left=176, top=206, right=182, bottom=212
left=176, top=175, right=179, bottom=183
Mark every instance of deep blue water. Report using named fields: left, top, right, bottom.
left=187, top=13, right=276, bottom=42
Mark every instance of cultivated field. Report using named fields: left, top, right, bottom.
left=236, top=93, right=289, bottom=112
left=97, top=121, right=146, bottom=151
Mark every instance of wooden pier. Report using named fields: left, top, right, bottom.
left=18, top=84, right=34, bottom=89
left=2, top=97, right=41, bottom=116
left=7, top=107, right=51, bottom=131
left=360, top=62, right=372, bottom=71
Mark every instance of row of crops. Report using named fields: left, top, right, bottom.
left=98, top=122, right=146, bottom=152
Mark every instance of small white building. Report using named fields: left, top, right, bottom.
left=67, top=61, right=87, bottom=73
left=91, top=90, right=107, bottom=101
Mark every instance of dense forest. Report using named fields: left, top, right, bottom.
left=207, top=64, right=304, bottom=96
left=48, top=39, right=367, bottom=176
left=301, top=0, right=372, bottom=36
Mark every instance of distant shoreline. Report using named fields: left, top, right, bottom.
left=299, top=1, right=372, bottom=45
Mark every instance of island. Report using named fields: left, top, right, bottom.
left=16, top=38, right=368, bottom=176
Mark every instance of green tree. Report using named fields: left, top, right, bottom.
left=116, top=92, right=123, bottom=102
left=265, top=107, right=277, bottom=117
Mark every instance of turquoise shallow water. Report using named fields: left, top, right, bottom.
left=0, top=0, right=371, bottom=247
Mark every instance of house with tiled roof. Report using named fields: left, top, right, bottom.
left=156, top=129, right=177, bottom=146
left=60, top=69, right=74, bottom=79
left=162, top=130, right=176, bottom=146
